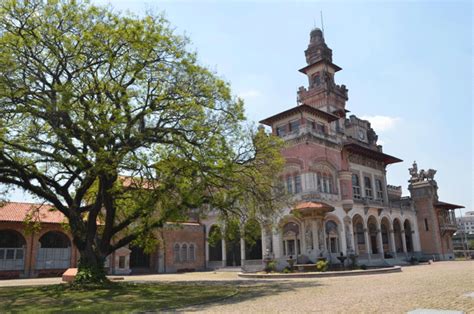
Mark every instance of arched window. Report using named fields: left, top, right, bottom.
left=313, top=74, right=321, bottom=86
left=189, top=244, right=195, bottom=261
left=181, top=244, right=188, bottom=262
left=352, top=174, right=361, bottom=199
left=364, top=176, right=373, bottom=200
left=36, top=231, right=71, bottom=269
left=174, top=243, right=180, bottom=262
left=0, top=230, right=26, bottom=271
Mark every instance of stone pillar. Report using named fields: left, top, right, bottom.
left=401, top=230, right=408, bottom=255
left=377, top=229, right=384, bottom=259
left=312, top=220, right=319, bottom=255
left=272, top=228, right=282, bottom=258
left=240, top=237, right=246, bottom=266
left=343, top=216, right=353, bottom=253
left=389, top=229, right=397, bottom=258
left=221, top=238, right=226, bottom=267
left=261, top=227, right=267, bottom=257
left=301, top=220, right=307, bottom=253
left=364, top=228, right=371, bottom=262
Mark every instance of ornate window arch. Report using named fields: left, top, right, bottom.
left=174, top=243, right=180, bottom=262
left=310, top=162, right=337, bottom=194
left=188, top=243, right=195, bottom=261
left=181, top=243, right=188, bottom=262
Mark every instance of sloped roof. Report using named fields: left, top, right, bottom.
left=0, top=202, right=65, bottom=224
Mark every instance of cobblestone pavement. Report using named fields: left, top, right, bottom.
left=0, top=261, right=472, bottom=313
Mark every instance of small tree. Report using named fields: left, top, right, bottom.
left=0, top=0, right=286, bottom=284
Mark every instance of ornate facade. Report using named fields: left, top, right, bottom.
left=0, top=28, right=463, bottom=278
left=203, top=28, right=463, bottom=270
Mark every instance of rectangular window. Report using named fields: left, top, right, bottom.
left=316, top=123, right=326, bottom=134
left=352, top=174, right=361, bottom=199
left=286, top=176, right=293, bottom=194
left=424, top=218, right=429, bottom=231
left=15, top=249, right=23, bottom=260
left=119, top=256, right=125, bottom=268
left=287, top=240, right=295, bottom=256
left=306, top=118, right=316, bottom=130
left=375, top=179, right=384, bottom=201
left=0, top=249, right=4, bottom=260
left=289, top=120, right=300, bottom=133
left=294, top=175, right=302, bottom=193
left=364, top=176, right=373, bottom=200
left=6, top=249, right=14, bottom=260
left=276, top=126, right=286, bottom=137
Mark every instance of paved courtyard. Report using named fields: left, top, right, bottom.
left=0, top=261, right=472, bottom=313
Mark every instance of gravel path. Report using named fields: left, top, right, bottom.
left=181, top=261, right=474, bottom=313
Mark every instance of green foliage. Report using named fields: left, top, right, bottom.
left=282, top=267, right=292, bottom=274
left=74, top=257, right=109, bottom=286
left=315, top=260, right=329, bottom=272
left=264, top=260, right=277, bottom=273
left=0, top=0, right=287, bottom=285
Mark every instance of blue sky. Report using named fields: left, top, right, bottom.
left=8, top=1, right=473, bottom=215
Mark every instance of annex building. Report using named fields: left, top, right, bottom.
left=0, top=28, right=464, bottom=278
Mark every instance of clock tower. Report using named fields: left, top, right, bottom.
left=297, top=28, right=349, bottom=119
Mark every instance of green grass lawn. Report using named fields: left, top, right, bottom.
left=0, top=282, right=240, bottom=313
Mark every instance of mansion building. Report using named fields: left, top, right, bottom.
left=0, top=28, right=463, bottom=278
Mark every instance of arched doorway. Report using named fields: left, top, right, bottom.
left=130, top=245, right=151, bottom=273
left=393, top=219, right=403, bottom=253
left=367, top=216, right=378, bottom=254
left=36, top=231, right=71, bottom=269
left=244, top=219, right=262, bottom=260
left=225, top=220, right=241, bottom=266
left=404, top=220, right=413, bottom=253
left=325, top=220, right=340, bottom=254
left=380, top=217, right=391, bottom=257
left=0, top=230, right=26, bottom=271
left=282, top=221, right=300, bottom=257
left=352, top=215, right=366, bottom=254
left=208, top=225, right=222, bottom=262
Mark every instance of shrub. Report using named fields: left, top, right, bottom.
left=360, top=264, right=367, bottom=270
left=264, top=260, right=277, bottom=273
left=315, top=260, right=329, bottom=272
left=282, top=267, right=292, bottom=273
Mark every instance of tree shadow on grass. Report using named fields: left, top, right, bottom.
left=0, top=279, right=323, bottom=313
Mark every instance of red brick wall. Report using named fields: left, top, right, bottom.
left=162, top=224, right=205, bottom=273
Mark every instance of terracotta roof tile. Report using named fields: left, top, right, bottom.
left=0, top=202, right=66, bottom=224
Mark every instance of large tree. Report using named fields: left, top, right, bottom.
left=0, top=0, right=286, bottom=284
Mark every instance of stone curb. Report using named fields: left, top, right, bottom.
left=238, top=266, right=402, bottom=279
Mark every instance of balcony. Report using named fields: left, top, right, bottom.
left=440, top=222, right=458, bottom=234
left=280, top=125, right=340, bottom=145
left=299, top=190, right=340, bottom=203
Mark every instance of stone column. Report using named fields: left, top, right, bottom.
left=377, top=229, right=384, bottom=259
left=240, top=237, right=246, bottom=266
left=343, top=216, right=353, bottom=253
left=364, top=228, right=371, bottom=262
left=261, top=227, right=267, bottom=257
left=301, top=220, right=307, bottom=254
left=312, top=220, right=319, bottom=255
left=272, top=228, right=282, bottom=258
left=389, top=229, right=397, bottom=258
left=401, top=229, right=408, bottom=255
left=221, top=238, right=226, bottom=267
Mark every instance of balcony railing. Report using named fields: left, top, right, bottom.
left=299, top=190, right=340, bottom=203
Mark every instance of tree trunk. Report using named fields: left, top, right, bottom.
left=74, top=245, right=108, bottom=285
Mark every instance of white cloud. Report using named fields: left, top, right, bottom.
left=359, top=115, right=401, bottom=132
left=237, top=89, right=261, bottom=99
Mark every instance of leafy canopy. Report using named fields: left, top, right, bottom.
left=0, top=0, right=286, bottom=268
